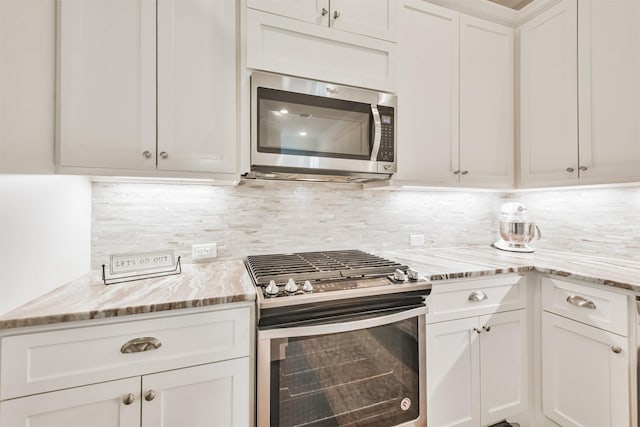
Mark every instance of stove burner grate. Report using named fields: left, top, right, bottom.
left=245, top=249, right=407, bottom=286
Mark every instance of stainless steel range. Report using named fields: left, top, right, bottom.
left=245, top=249, right=430, bottom=427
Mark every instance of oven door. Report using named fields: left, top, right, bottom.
left=257, top=306, right=426, bottom=427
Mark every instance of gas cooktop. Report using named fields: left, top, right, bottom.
left=244, top=249, right=431, bottom=306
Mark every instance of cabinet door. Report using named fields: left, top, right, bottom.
left=459, top=15, right=513, bottom=188
left=426, top=317, right=480, bottom=427
left=57, top=0, right=156, bottom=170
left=0, top=377, right=140, bottom=427
left=330, top=0, right=397, bottom=41
left=246, top=0, right=329, bottom=26
left=542, top=312, right=630, bottom=427
left=141, top=358, right=250, bottom=427
left=519, top=0, right=579, bottom=187
left=479, top=310, right=528, bottom=426
left=157, top=0, right=237, bottom=174
left=395, top=1, right=459, bottom=185
left=577, top=0, right=640, bottom=184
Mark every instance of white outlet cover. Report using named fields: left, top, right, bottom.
left=192, top=243, right=217, bottom=260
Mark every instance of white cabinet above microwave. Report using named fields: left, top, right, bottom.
left=245, top=1, right=397, bottom=92
left=246, top=0, right=398, bottom=42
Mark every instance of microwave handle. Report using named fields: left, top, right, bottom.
left=370, top=104, right=382, bottom=161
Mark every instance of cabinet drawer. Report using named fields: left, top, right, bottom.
left=1, top=306, right=250, bottom=400
left=541, top=276, right=628, bottom=336
left=426, top=274, right=526, bottom=323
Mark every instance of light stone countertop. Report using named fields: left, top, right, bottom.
left=1, top=247, right=638, bottom=330
left=0, top=260, right=256, bottom=330
left=378, top=246, right=640, bottom=292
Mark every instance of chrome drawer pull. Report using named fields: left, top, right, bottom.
left=121, top=337, right=162, bottom=353
left=566, top=294, right=597, bottom=310
left=468, top=291, right=488, bottom=302
left=123, top=393, right=135, bottom=405
left=611, top=345, right=622, bottom=354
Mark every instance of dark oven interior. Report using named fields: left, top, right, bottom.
left=267, top=317, right=421, bottom=427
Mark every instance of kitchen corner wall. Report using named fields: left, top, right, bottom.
left=91, top=180, right=503, bottom=268
left=91, top=181, right=640, bottom=269
left=510, top=185, right=640, bottom=261
left=0, top=175, right=91, bottom=314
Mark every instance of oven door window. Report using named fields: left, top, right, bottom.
left=269, top=317, right=420, bottom=426
left=257, top=87, right=372, bottom=160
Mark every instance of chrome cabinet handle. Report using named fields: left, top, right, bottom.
left=468, top=291, right=488, bottom=302
left=142, top=151, right=152, bottom=159
left=321, top=7, right=328, bottom=16
left=159, top=151, right=168, bottom=159
left=579, top=166, right=588, bottom=172
left=453, top=170, right=461, bottom=175
left=482, top=326, right=491, bottom=332
left=369, top=105, right=381, bottom=161
left=473, top=327, right=481, bottom=334
left=121, top=337, right=162, bottom=353
left=333, top=10, right=340, bottom=19
left=611, top=345, right=622, bottom=354
left=566, top=167, right=575, bottom=173
left=566, top=294, right=596, bottom=310
left=123, top=393, right=135, bottom=405
left=145, top=390, right=156, bottom=401
left=461, top=170, right=469, bottom=175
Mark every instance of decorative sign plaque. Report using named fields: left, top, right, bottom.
left=110, top=250, right=176, bottom=274
left=102, top=250, right=181, bottom=285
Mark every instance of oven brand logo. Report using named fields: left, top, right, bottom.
left=325, top=87, right=339, bottom=95
left=400, top=397, right=412, bottom=411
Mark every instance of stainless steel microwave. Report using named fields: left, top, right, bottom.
left=249, top=72, right=397, bottom=182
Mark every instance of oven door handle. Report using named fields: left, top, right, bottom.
left=370, top=104, right=382, bottom=161
left=258, top=306, right=427, bottom=339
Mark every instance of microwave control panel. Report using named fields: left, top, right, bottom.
left=376, top=106, right=395, bottom=162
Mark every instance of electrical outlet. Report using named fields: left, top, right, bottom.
left=192, top=243, right=217, bottom=260
left=409, top=234, right=425, bottom=247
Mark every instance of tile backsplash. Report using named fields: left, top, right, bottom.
left=510, top=186, right=640, bottom=261
left=91, top=181, right=640, bottom=268
left=91, top=180, right=503, bottom=268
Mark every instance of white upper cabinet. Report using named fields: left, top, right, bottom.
left=519, top=0, right=578, bottom=187
left=157, top=0, right=237, bottom=174
left=329, top=0, right=397, bottom=41
left=58, top=0, right=237, bottom=178
left=57, top=0, right=157, bottom=171
left=246, top=0, right=397, bottom=41
left=246, top=0, right=330, bottom=26
left=577, top=0, right=640, bottom=184
left=459, top=15, right=514, bottom=187
left=395, top=1, right=513, bottom=188
left=396, top=1, right=459, bottom=185
left=519, top=0, right=640, bottom=187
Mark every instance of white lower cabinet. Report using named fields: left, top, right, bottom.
left=0, top=359, right=249, bottom=427
left=426, top=277, right=528, bottom=427
left=542, top=312, right=629, bottom=427
left=0, top=305, right=252, bottom=427
left=142, top=358, right=250, bottom=427
left=0, top=377, right=140, bottom=427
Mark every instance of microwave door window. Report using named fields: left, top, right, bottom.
left=258, top=91, right=371, bottom=160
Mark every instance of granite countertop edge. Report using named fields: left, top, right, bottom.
left=1, top=247, right=638, bottom=331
